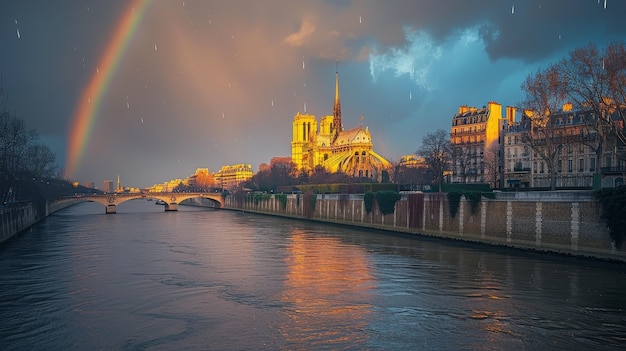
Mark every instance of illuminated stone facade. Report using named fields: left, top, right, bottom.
left=449, top=102, right=516, bottom=185
left=291, top=72, right=390, bottom=180
left=214, top=163, right=253, bottom=190
left=504, top=104, right=625, bottom=189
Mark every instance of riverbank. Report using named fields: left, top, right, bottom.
left=213, top=191, right=625, bottom=263
left=0, top=198, right=82, bottom=244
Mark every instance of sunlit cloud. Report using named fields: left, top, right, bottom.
left=282, top=17, right=316, bottom=47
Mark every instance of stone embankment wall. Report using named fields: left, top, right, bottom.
left=0, top=198, right=81, bottom=244
left=223, top=191, right=624, bottom=262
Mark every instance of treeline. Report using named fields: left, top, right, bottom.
left=1, top=83, right=79, bottom=206
left=240, top=161, right=422, bottom=194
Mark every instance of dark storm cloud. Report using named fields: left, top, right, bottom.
left=0, top=0, right=622, bottom=187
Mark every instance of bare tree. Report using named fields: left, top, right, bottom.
left=557, top=41, right=626, bottom=172
left=24, top=143, right=57, bottom=178
left=520, top=65, right=572, bottom=190
left=482, top=142, right=500, bottom=189
left=0, top=110, right=37, bottom=175
left=417, top=129, right=451, bottom=192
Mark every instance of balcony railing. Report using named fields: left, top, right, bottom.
left=601, top=166, right=626, bottom=174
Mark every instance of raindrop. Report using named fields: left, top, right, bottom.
left=96, top=67, right=100, bottom=74
left=302, top=56, right=305, bottom=70
left=604, top=0, right=607, bottom=9
left=127, top=101, right=130, bottom=109
left=271, top=99, right=274, bottom=107
left=154, top=43, right=157, bottom=51
left=409, top=90, right=412, bottom=100
left=141, top=117, right=144, bottom=124
left=304, top=102, right=307, bottom=113
left=222, top=112, right=225, bottom=118
left=511, top=4, right=514, bottom=14
left=16, top=28, right=20, bottom=39
left=359, top=15, right=362, bottom=24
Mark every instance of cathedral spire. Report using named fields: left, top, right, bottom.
left=332, top=64, right=342, bottom=140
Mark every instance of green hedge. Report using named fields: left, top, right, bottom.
left=464, top=191, right=482, bottom=215
left=275, top=194, right=287, bottom=209
left=251, top=193, right=271, bottom=205
left=447, top=192, right=463, bottom=218
left=447, top=191, right=484, bottom=218
left=296, top=183, right=396, bottom=194
left=364, top=190, right=401, bottom=215
left=364, top=192, right=375, bottom=214
left=596, top=187, right=626, bottom=250
left=442, top=183, right=492, bottom=193
left=375, top=190, right=401, bottom=215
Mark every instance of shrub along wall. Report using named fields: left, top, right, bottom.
left=224, top=191, right=624, bottom=262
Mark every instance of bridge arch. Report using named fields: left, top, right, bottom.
left=78, top=192, right=224, bottom=214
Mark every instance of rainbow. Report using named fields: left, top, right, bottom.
left=65, top=0, right=151, bottom=179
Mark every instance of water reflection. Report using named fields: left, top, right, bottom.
left=279, top=229, right=375, bottom=348
left=2, top=202, right=626, bottom=350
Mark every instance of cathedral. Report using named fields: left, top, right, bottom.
left=291, top=71, right=391, bottom=180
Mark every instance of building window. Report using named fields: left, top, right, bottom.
left=557, top=160, right=562, bottom=173
left=590, top=158, right=596, bottom=172
left=579, top=159, right=584, bottom=172
left=568, top=159, right=572, bottom=173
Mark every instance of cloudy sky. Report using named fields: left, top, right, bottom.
left=1, top=0, right=624, bottom=188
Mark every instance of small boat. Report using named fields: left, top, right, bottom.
left=155, top=200, right=166, bottom=205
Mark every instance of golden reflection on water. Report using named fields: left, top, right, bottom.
left=465, top=261, right=516, bottom=349
left=279, top=229, right=375, bottom=348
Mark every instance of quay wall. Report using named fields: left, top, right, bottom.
left=0, top=198, right=81, bottom=244
left=223, top=191, right=624, bottom=263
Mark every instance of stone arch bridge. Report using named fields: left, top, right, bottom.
left=78, top=192, right=224, bottom=214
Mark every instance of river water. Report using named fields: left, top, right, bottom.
left=1, top=200, right=625, bottom=350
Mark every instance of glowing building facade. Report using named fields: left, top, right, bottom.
left=291, top=71, right=390, bottom=180
left=214, top=164, right=253, bottom=190
left=449, top=102, right=516, bottom=186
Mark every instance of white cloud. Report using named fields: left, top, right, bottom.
left=368, top=28, right=442, bottom=90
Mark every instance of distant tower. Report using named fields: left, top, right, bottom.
left=332, top=68, right=342, bottom=142
left=116, top=174, right=121, bottom=192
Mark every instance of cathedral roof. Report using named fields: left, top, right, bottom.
left=333, top=127, right=371, bottom=146
left=322, top=148, right=391, bottom=173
